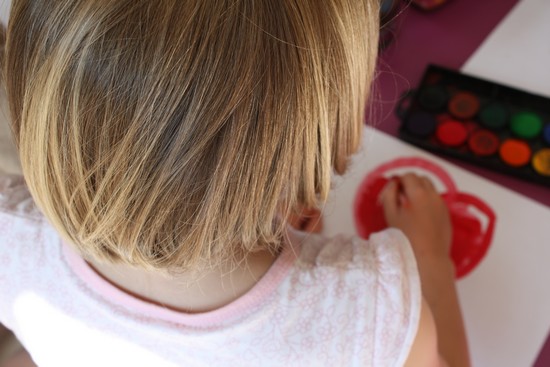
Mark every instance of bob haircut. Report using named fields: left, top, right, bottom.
left=4, top=0, right=379, bottom=273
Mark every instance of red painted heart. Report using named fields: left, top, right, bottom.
left=354, top=157, right=496, bottom=279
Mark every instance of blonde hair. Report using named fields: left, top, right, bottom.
left=4, top=0, right=379, bottom=272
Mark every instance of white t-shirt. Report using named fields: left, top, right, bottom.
left=0, top=174, right=421, bottom=366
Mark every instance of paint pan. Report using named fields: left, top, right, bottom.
left=399, top=65, right=550, bottom=187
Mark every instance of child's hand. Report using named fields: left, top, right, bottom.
left=379, top=173, right=452, bottom=262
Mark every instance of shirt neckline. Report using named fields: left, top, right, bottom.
left=62, top=232, right=299, bottom=327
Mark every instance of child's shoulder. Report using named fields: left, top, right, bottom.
left=290, top=227, right=416, bottom=277
left=0, top=174, right=43, bottom=223
left=279, top=228, right=421, bottom=365
left=285, top=226, right=420, bottom=312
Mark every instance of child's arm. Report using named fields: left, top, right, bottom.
left=0, top=324, right=36, bottom=367
left=0, top=349, right=37, bottom=367
left=403, top=298, right=448, bottom=367
left=380, top=173, right=470, bottom=367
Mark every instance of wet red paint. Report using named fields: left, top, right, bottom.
left=354, top=157, right=496, bottom=279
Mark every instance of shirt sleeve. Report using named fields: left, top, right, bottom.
left=367, top=228, right=422, bottom=367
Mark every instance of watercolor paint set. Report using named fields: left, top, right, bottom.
left=398, top=65, right=550, bottom=187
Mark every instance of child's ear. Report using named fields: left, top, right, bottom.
left=287, top=206, right=323, bottom=233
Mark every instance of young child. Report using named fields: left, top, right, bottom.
left=0, top=1, right=469, bottom=366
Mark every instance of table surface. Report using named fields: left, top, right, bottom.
left=374, top=1, right=550, bottom=365
left=374, top=0, right=550, bottom=209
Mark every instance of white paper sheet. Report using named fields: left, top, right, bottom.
left=323, top=126, right=550, bottom=367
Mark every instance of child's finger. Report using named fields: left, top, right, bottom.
left=420, top=176, right=436, bottom=192
left=379, top=180, right=400, bottom=219
left=399, top=173, right=425, bottom=198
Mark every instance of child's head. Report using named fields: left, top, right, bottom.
left=4, top=0, right=379, bottom=272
